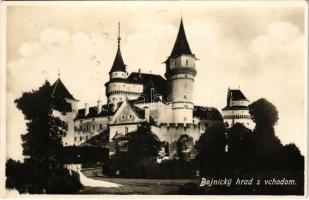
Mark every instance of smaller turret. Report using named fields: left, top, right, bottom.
left=105, top=23, right=129, bottom=105
left=222, top=88, right=253, bottom=129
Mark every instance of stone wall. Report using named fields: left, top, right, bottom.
left=74, top=117, right=110, bottom=145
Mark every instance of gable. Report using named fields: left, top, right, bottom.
left=110, top=100, right=145, bottom=125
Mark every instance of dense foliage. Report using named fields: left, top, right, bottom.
left=104, top=122, right=162, bottom=178
left=6, top=81, right=82, bottom=194
left=195, top=98, right=304, bottom=176
left=179, top=98, right=304, bottom=194
left=176, top=134, right=195, bottom=160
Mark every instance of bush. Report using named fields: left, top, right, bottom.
left=6, top=159, right=82, bottom=194
left=46, top=169, right=82, bottom=194
left=104, top=157, right=197, bottom=179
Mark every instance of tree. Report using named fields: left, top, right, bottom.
left=196, top=122, right=226, bottom=175
left=106, top=122, right=162, bottom=178
left=248, top=98, right=283, bottom=171
left=126, top=122, right=161, bottom=163
left=249, top=98, right=279, bottom=128
left=226, top=123, right=253, bottom=173
left=176, top=134, right=195, bottom=160
left=6, top=81, right=81, bottom=193
left=14, top=81, right=70, bottom=169
left=282, top=143, right=304, bottom=170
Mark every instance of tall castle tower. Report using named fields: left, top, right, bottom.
left=165, top=18, right=197, bottom=124
left=105, top=23, right=129, bottom=104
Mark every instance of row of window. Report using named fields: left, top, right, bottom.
left=74, top=136, right=88, bottom=142
left=108, top=90, right=141, bottom=96
left=224, top=115, right=251, bottom=119
left=119, top=115, right=134, bottom=120
left=79, top=117, right=111, bottom=124
left=75, top=124, right=104, bottom=131
left=171, top=59, right=195, bottom=68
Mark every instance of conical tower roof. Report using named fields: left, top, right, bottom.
left=109, top=23, right=126, bottom=74
left=51, top=78, right=76, bottom=100
left=109, top=48, right=126, bottom=73
left=169, top=18, right=193, bottom=59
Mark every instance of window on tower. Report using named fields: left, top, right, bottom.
left=186, top=60, right=188, bottom=66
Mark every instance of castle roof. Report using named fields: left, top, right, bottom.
left=169, top=18, right=193, bottom=59
left=51, top=78, right=77, bottom=100
left=128, top=72, right=168, bottom=102
left=228, top=89, right=248, bottom=101
left=74, top=103, right=121, bottom=120
left=222, top=89, right=249, bottom=111
left=74, top=100, right=147, bottom=121
left=109, top=48, right=126, bottom=74
left=125, top=98, right=146, bottom=119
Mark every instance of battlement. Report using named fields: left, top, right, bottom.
left=157, top=122, right=201, bottom=129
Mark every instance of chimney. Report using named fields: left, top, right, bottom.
left=138, top=68, right=141, bottom=78
left=144, top=106, right=150, bottom=122
left=85, top=103, right=89, bottom=116
left=97, top=99, right=102, bottom=114
left=112, top=101, right=118, bottom=112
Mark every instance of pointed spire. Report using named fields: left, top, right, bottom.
left=117, top=22, right=121, bottom=49
left=109, top=22, right=126, bottom=74
left=169, top=18, right=193, bottom=59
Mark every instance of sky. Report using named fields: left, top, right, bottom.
left=5, top=1, right=307, bottom=161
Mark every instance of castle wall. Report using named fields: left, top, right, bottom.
left=230, top=100, right=249, bottom=107
left=107, top=82, right=143, bottom=94
left=167, top=55, right=197, bottom=125
left=170, top=78, right=194, bottom=103
left=222, top=109, right=254, bottom=129
left=110, top=71, right=128, bottom=79
left=106, top=82, right=143, bottom=103
left=151, top=123, right=204, bottom=158
left=109, top=124, right=139, bottom=142
left=54, top=99, right=79, bottom=146
left=169, top=55, right=196, bottom=69
left=135, top=102, right=173, bottom=124
left=74, top=116, right=110, bottom=145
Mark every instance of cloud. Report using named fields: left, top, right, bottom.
left=7, top=28, right=115, bottom=160
left=6, top=6, right=306, bottom=160
left=39, top=28, right=71, bottom=47
left=19, top=42, right=42, bottom=57
left=247, top=22, right=305, bottom=151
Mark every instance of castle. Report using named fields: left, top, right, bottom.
left=51, top=19, right=253, bottom=158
